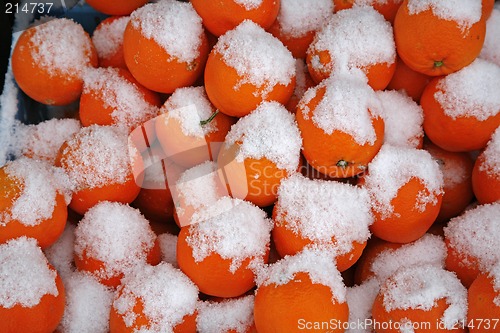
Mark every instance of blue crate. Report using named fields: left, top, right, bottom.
left=0, top=1, right=108, bottom=165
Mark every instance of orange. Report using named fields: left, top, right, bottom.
left=74, top=202, right=161, bottom=288
left=372, top=265, right=467, bottom=333
left=386, top=56, right=431, bottom=103
left=306, top=6, right=396, bottom=90
left=354, top=237, right=403, bottom=285
left=467, top=268, right=500, bottom=333
left=482, top=0, right=495, bottom=19
left=296, top=73, right=384, bottom=178
left=272, top=216, right=366, bottom=271
left=55, top=125, right=142, bottom=215
left=155, top=86, right=236, bottom=168
left=271, top=173, right=372, bottom=272
left=91, top=16, right=129, bottom=69
left=12, top=18, right=97, bottom=105
left=176, top=197, right=271, bottom=298
left=216, top=102, right=302, bottom=207
left=472, top=128, right=500, bottom=204
left=370, top=177, right=443, bottom=243
left=267, top=0, right=334, bottom=58
left=0, top=237, right=66, bottom=333
left=85, top=0, right=148, bottom=15
left=0, top=158, right=68, bottom=249
left=333, top=0, right=404, bottom=24
left=424, top=141, right=475, bottom=223
left=394, top=0, right=486, bottom=76
left=420, top=60, right=500, bottom=152
left=444, top=203, right=500, bottom=288
left=109, top=263, right=198, bottom=333
left=123, top=0, right=209, bottom=93
left=253, top=248, right=349, bottom=333
left=364, top=145, right=444, bottom=244
left=204, top=20, right=296, bottom=118
left=190, top=0, right=280, bottom=37
left=80, top=67, right=161, bottom=131
left=445, top=238, right=484, bottom=289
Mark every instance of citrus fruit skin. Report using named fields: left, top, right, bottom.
left=370, top=178, right=443, bottom=244
left=177, top=226, right=268, bottom=298
left=0, top=272, right=66, bottom=333
left=467, top=273, right=500, bottom=333
left=85, top=0, right=149, bottom=15
left=204, top=51, right=296, bottom=118
left=123, top=20, right=210, bottom=94
left=372, top=295, right=465, bottom=333
left=12, top=22, right=97, bottom=106
left=421, top=78, right=500, bottom=152
left=254, top=272, right=349, bottom=333
left=297, top=84, right=384, bottom=179
left=394, top=0, right=486, bottom=76
left=472, top=153, right=500, bottom=205
left=190, top=0, right=280, bottom=37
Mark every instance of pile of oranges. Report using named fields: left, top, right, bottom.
left=1, top=0, right=500, bottom=332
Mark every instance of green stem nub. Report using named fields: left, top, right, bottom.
left=200, top=110, right=219, bottom=126
left=336, top=160, right=349, bottom=168
left=434, top=60, right=444, bottom=68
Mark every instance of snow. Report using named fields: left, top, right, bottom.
left=59, top=125, right=133, bottom=190
left=92, top=16, right=130, bottom=60
left=434, top=59, right=500, bottom=121
left=157, top=233, right=178, bottom=268
left=255, top=246, right=347, bottom=304
left=44, top=223, right=76, bottom=280
left=82, top=67, right=159, bottom=130
left=113, top=263, right=198, bottom=332
left=11, top=118, right=81, bottom=164
left=30, top=18, right=93, bottom=77
left=277, top=0, right=333, bottom=38
left=407, top=0, right=482, bottom=29
left=214, top=20, right=295, bottom=98
left=308, top=6, right=395, bottom=74
left=275, top=173, right=373, bottom=253
left=197, top=295, right=255, bottom=333
left=225, top=101, right=302, bottom=172
left=130, top=0, right=204, bottom=63
left=479, top=126, right=500, bottom=176
left=187, top=197, right=272, bottom=273
left=299, top=71, right=382, bottom=145
left=346, top=278, right=380, bottom=333
left=1, top=157, right=69, bottom=227
left=0, top=237, right=58, bottom=308
left=364, top=144, right=444, bottom=218
left=370, top=234, right=447, bottom=283
left=234, top=0, right=263, bottom=10
left=74, top=201, right=157, bottom=280
left=444, top=203, right=500, bottom=273
left=160, top=86, right=218, bottom=138
left=376, top=90, right=424, bottom=148
left=58, top=272, right=114, bottom=333
left=381, top=264, right=467, bottom=330
left=480, top=7, right=500, bottom=66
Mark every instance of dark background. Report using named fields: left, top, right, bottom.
left=1, top=1, right=16, bottom=95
